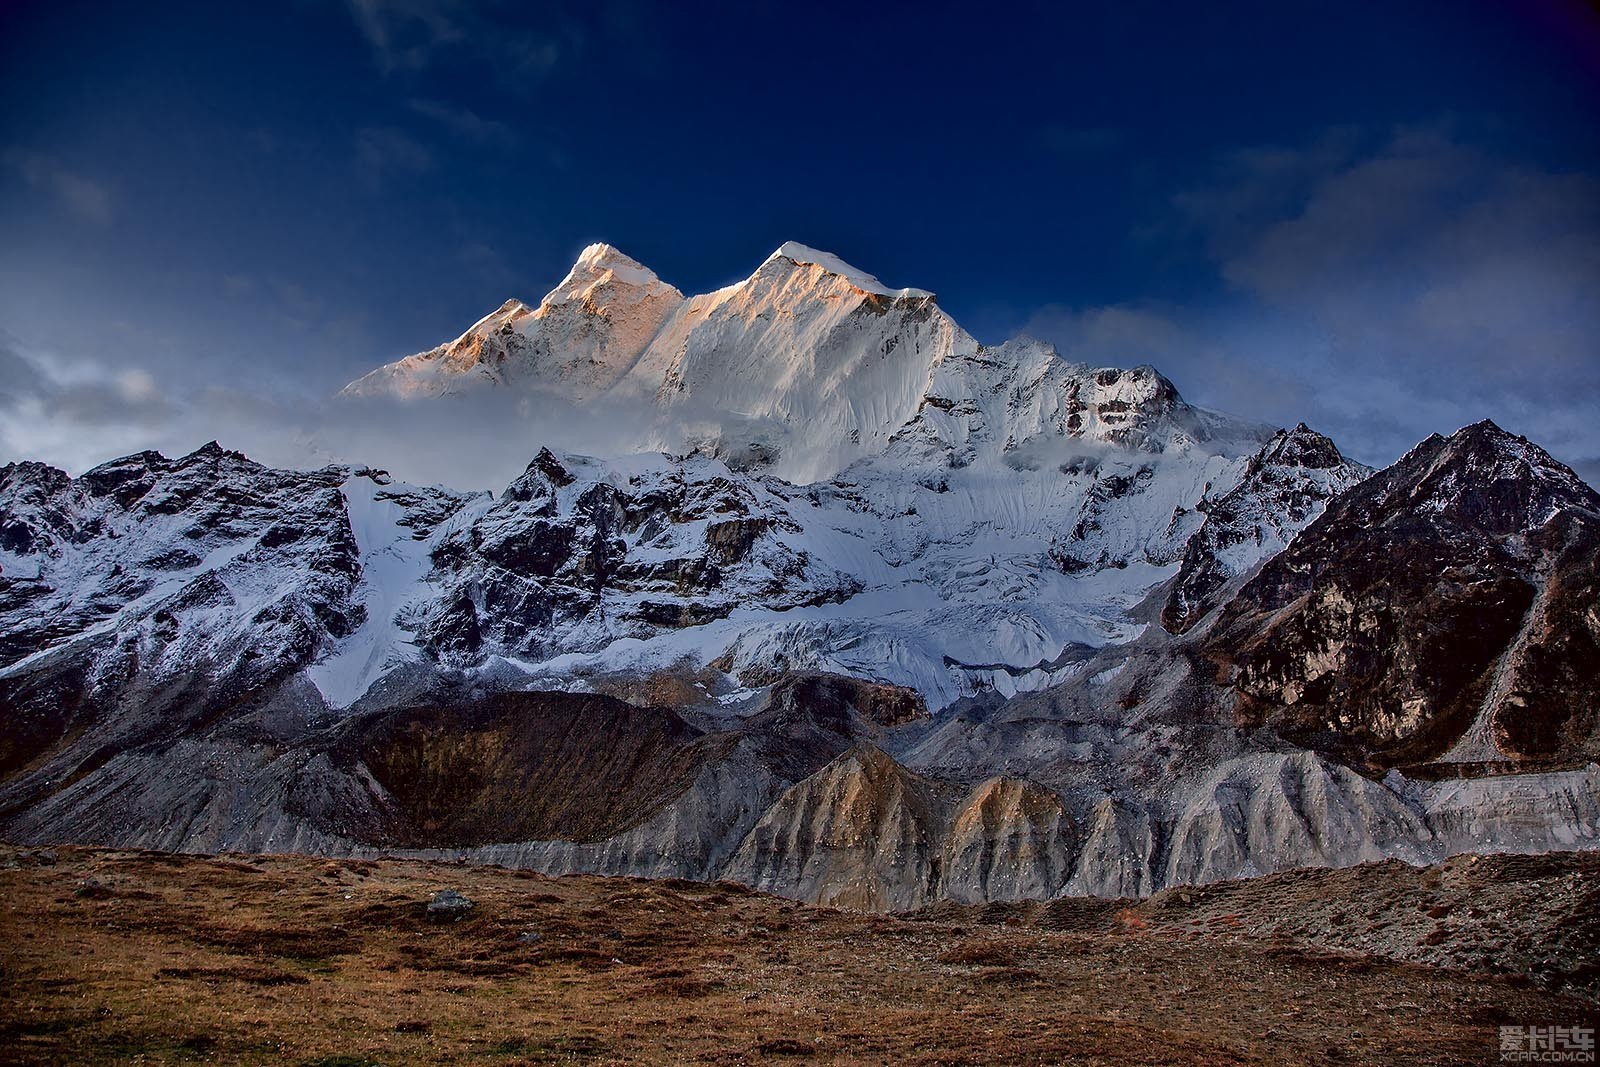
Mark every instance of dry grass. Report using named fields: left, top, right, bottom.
left=0, top=846, right=1591, bottom=1065
left=935, top=938, right=1023, bottom=966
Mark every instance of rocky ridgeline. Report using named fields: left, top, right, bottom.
left=0, top=240, right=1596, bottom=910
left=1206, top=421, right=1600, bottom=771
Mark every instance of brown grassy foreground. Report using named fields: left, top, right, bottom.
left=1, top=846, right=1594, bottom=1065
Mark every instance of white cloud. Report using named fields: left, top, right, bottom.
left=408, top=99, right=517, bottom=147
left=4, top=150, right=113, bottom=223
left=0, top=337, right=655, bottom=492
left=346, top=0, right=465, bottom=74
left=1029, top=127, right=1600, bottom=473
left=344, top=0, right=576, bottom=83
left=0, top=342, right=177, bottom=471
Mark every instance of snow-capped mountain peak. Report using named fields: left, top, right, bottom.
left=602, top=243, right=972, bottom=480
left=338, top=240, right=1301, bottom=485
left=340, top=240, right=950, bottom=435
left=553, top=242, right=678, bottom=300
left=451, top=298, right=538, bottom=350
left=340, top=243, right=683, bottom=402
left=762, top=241, right=935, bottom=300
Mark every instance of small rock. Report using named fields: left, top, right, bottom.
left=75, top=878, right=114, bottom=900
left=517, top=931, right=543, bottom=944
left=426, top=889, right=475, bottom=922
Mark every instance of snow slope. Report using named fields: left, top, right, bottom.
left=340, top=244, right=683, bottom=401
left=304, top=475, right=492, bottom=706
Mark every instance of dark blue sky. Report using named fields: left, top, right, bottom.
left=2, top=0, right=1597, bottom=480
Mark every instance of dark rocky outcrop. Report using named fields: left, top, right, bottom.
left=336, top=692, right=730, bottom=847
left=0, top=445, right=376, bottom=798
left=1204, top=421, right=1600, bottom=770
left=414, top=451, right=858, bottom=660
left=425, top=888, right=475, bottom=922
left=1163, top=424, right=1369, bottom=634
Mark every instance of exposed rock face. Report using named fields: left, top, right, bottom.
left=1204, top=421, right=1600, bottom=770
left=892, top=345, right=1258, bottom=465
left=1065, top=798, right=1158, bottom=898
left=411, top=449, right=860, bottom=664
left=941, top=777, right=1075, bottom=903
left=336, top=692, right=727, bottom=846
left=721, top=742, right=1084, bottom=911
left=0, top=461, right=76, bottom=562
left=746, top=673, right=927, bottom=733
left=0, top=444, right=374, bottom=785
left=725, top=746, right=951, bottom=911
left=1162, top=424, right=1371, bottom=634
left=1159, top=751, right=1432, bottom=887
left=2, top=646, right=1596, bottom=911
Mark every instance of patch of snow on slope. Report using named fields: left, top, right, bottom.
left=305, top=475, right=489, bottom=707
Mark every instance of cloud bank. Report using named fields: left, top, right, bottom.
left=0, top=337, right=747, bottom=493
left=1026, top=127, right=1600, bottom=480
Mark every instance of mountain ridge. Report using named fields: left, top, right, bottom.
left=2, top=242, right=1597, bottom=911
left=337, top=243, right=1275, bottom=485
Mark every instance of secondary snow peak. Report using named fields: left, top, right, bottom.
left=560, top=242, right=671, bottom=292
left=764, top=241, right=934, bottom=300
left=338, top=241, right=683, bottom=403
